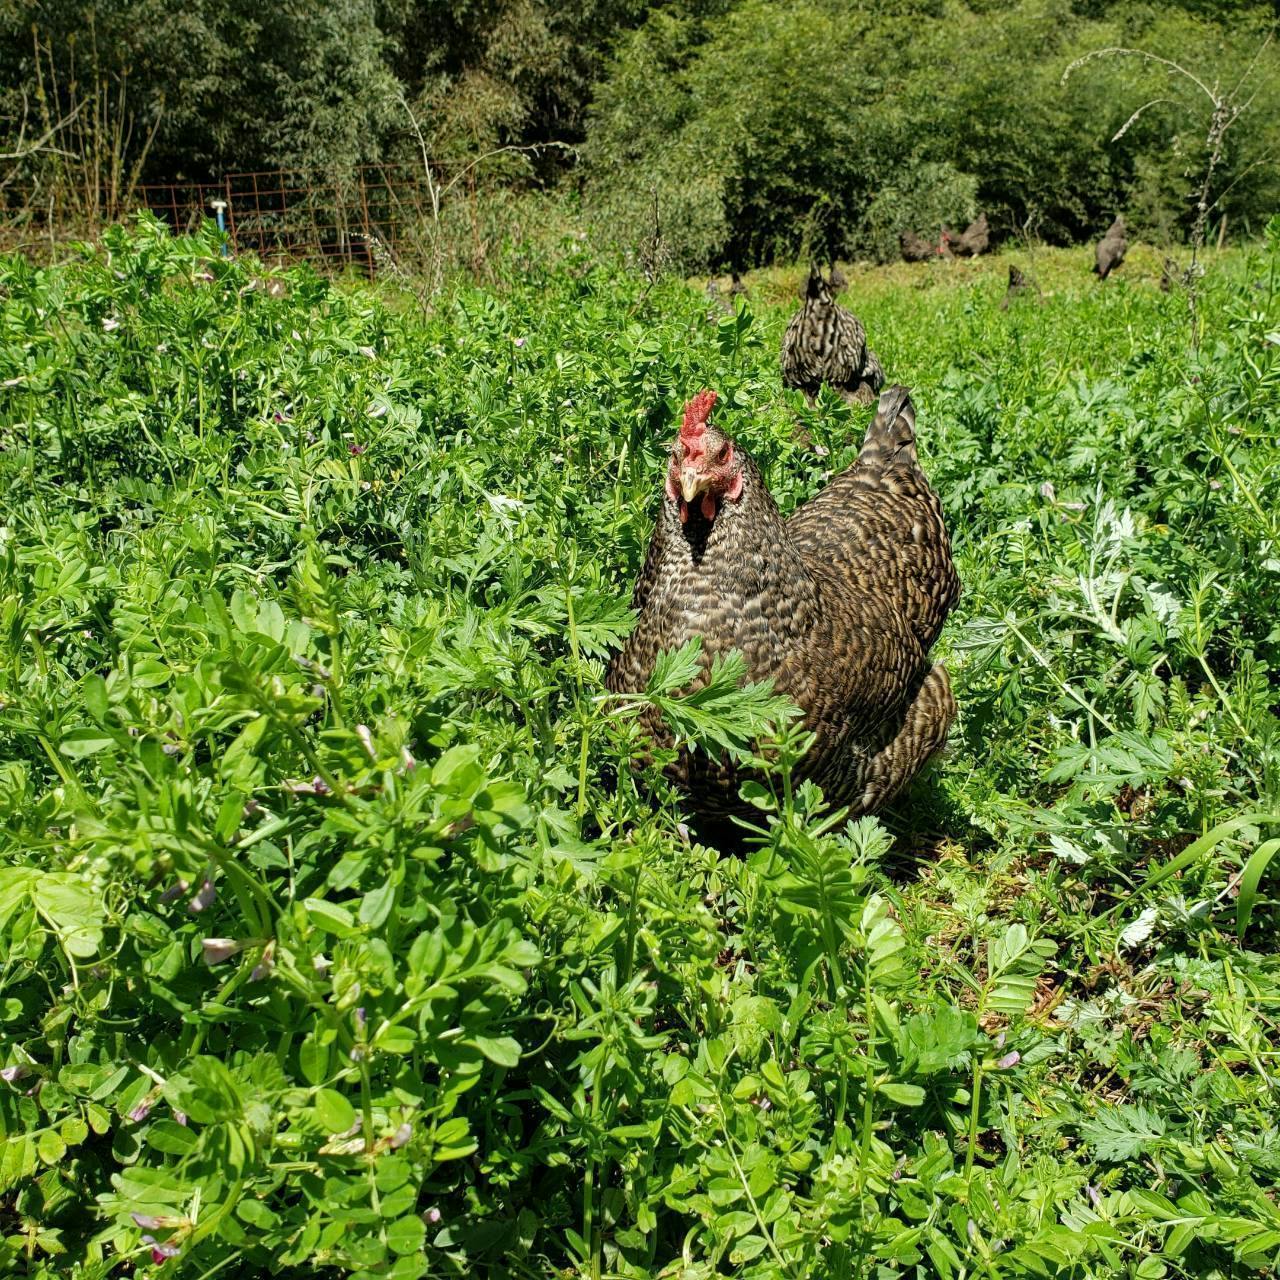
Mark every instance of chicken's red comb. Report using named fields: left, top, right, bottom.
left=680, top=389, right=718, bottom=440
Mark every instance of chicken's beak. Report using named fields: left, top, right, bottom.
left=680, top=468, right=703, bottom=504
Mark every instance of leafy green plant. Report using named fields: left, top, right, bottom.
left=0, top=213, right=1277, bottom=1279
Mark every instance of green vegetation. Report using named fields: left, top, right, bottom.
left=0, top=214, right=1278, bottom=1277
left=3, top=1, right=1277, bottom=268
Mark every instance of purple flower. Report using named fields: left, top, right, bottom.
left=129, top=1099, right=153, bottom=1123
left=355, top=1007, right=367, bottom=1031
left=250, top=950, right=274, bottom=983
left=1, top=1065, right=29, bottom=1084
left=187, top=879, right=216, bottom=913
left=172, top=1109, right=187, bottom=1126
left=141, top=1235, right=180, bottom=1263
left=995, top=1031, right=1006, bottom=1049
left=995, top=1051, right=1020, bottom=1070
left=159, top=880, right=189, bottom=903
left=1086, top=1184, right=1102, bottom=1209
left=424, top=1206, right=442, bottom=1225
left=348, top=442, right=366, bottom=456
left=201, top=938, right=242, bottom=966
left=390, top=1122, right=412, bottom=1149
left=132, top=1213, right=164, bottom=1230
left=513, top=337, right=525, bottom=348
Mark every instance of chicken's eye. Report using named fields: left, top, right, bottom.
left=715, top=442, right=731, bottom=464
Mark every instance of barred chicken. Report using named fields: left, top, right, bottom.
left=943, top=213, right=989, bottom=258
left=900, top=230, right=939, bottom=262
left=1000, top=264, right=1035, bottom=309
left=781, top=266, right=884, bottom=407
left=607, top=386, right=960, bottom=834
left=1094, top=216, right=1127, bottom=279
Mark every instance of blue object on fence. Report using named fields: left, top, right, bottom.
left=210, top=199, right=230, bottom=256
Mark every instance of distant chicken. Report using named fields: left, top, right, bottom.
left=1159, top=256, right=1180, bottom=293
left=900, top=230, right=939, bottom=262
left=781, top=266, right=885, bottom=407
left=607, top=386, right=960, bottom=832
left=1094, top=216, right=1127, bottom=279
left=1000, top=264, right=1035, bottom=309
left=943, top=213, right=989, bottom=258
left=705, top=277, right=733, bottom=317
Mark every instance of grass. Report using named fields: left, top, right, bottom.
left=0, top=213, right=1278, bottom=1279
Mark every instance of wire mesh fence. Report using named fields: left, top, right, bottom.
left=0, top=164, right=442, bottom=274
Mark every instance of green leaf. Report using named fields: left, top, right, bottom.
left=1079, top=1105, right=1167, bottom=1162
left=1237, top=837, right=1280, bottom=939
left=878, top=1082, right=925, bottom=1106
left=359, top=878, right=396, bottom=928
left=37, top=1130, right=66, bottom=1165
left=82, top=674, right=109, bottom=722
left=467, top=1035, right=521, bottom=1067
left=299, top=1036, right=330, bottom=1086
left=31, top=874, right=104, bottom=957
left=315, top=1088, right=356, bottom=1135
left=385, top=1215, right=426, bottom=1256
left=303, top=898, right=357, bottom=937
left=58, top=727, right=117, bottom=758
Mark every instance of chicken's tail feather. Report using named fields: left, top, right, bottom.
left=859, top=384, right=918, bottom=470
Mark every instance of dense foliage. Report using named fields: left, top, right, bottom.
left=2, top=0, right=1277, bottom=267
left=1, top=215, right=1280, bottom=1278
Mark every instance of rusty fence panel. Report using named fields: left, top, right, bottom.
left=0, top=165, right=441, bottom=275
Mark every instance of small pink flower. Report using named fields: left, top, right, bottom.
left=425, top=1206, right=442, bottom=1224
left=513, top=337, right=525, bottom=348
left=129, top=1099, right=153, bottom=1123
left=358, top=345, right=376, bottom=359
left=390, top=1122, right=412, bottom=1149
left=102, top=317, right=120, bottom=332
left=1086, top=1185, right=1102, bottom=1209
left=132, top=1214, right=164, bottom=1230
left=995, top=1051, right=1020, bottom=1069
left=172, top=1109, right=188, bottom=1126
left=1, top=1065, right=29, bottom=1084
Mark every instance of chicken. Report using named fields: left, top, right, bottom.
left=705, top=276, right=733, bottom=317
left=1159, top=256, right=1180, bottom=293
left=781, top=266, right=885, bottom=407
left=1000, top=264, right=1035, bottom=309
left=606, top=386, right=960, bottom=833
left=706, top=271, right=749, bottom=317
left=1094, top=216, right=1126, bottom=279
left=943, top=213, right=989, bottom=258
left=900, top=230, right=939, bottom=262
